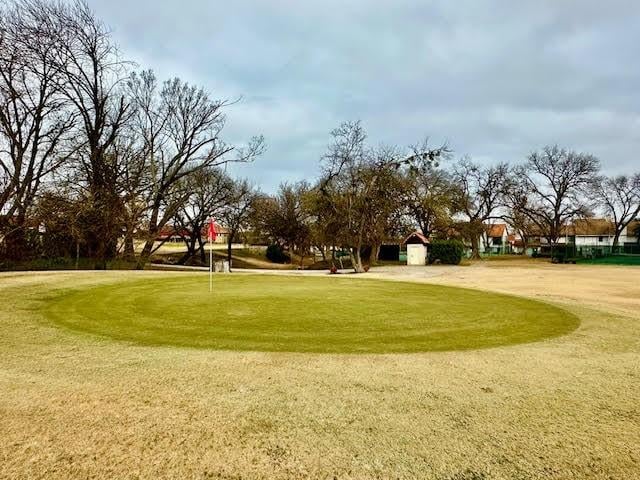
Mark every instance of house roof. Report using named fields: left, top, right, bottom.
left=403, top=231, right=430, bottom=245
left=156, top=222, right=230, bottom=240
left=199, top=223, right=229, bottom=236
left=565, top=218, right=615, bottom=236
left=157, top=225, right=189, bottom=239
left=486, top=224, right=507, bottom=237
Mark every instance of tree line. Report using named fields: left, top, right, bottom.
left=253, top=121, right=639, bottom=272
left=1, top=1, right=639, bottom=272
left=0, top=0, right=263, bottom=269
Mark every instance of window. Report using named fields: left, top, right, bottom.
left=492, top=236, right=502, bottom=246
left=598, top=236, right=604, bottom=242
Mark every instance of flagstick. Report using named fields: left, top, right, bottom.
left=209, top=233, right=213, bottom=293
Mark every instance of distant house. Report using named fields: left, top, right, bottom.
left=403, top=231, right=429, bottom=265
left=508, top=234, right=520, bottom=253
left=481, top=223, right=511, bottom=254
left=510, top=229, right=544, bottom=256
left=202, top=223, right=230, bottom=245
left=629, top=220, right=640, bottom=242
left=561, top=218, right=639, bottom=247
left=156, top=225, right=189, bottom=243
left=155, top=222, right=230, bottom=245
left=507, top=218, right=640, bottom=257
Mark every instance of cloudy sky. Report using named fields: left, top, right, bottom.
left=89, top=0, right=640, bottom=192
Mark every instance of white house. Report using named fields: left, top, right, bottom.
left=560, top=218, right=639, bottom=247
left=480, top=223, right=511, bottom=254
left=508, top=218, right=640, bottom=257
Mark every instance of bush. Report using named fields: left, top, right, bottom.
left=429, top=239, right=464, bottom=265
left=266, top=244, right=289, bottom=264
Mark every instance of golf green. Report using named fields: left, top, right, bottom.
left=43, top=274, right=579, bottom=353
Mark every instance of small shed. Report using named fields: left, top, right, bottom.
left=403, top=231, right=429, bottom=266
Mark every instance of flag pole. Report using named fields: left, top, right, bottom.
left=207, top=219, right=217, bottom=293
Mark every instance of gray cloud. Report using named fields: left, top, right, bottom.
left=89, top=0, right=640, bottom=190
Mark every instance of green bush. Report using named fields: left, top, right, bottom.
left=429, top=240, right=464, bottom=265
left=266, top=244, right=289, bottom=264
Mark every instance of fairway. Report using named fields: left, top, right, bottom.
left=43, top=274, right=578, bottom=353
left=2, top=267, right=639, bottom=479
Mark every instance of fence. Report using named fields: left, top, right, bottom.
left=545, top=244, right=640, bottom=265
left=575, top=244, right=640, bottom=256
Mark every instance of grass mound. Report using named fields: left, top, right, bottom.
left=43, top=275, right=579, bottom=353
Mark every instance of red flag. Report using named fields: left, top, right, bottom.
left=208, top=219, right=217, bottom=242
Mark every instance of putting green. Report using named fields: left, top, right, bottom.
left=43, top=275, right=579, bottom=353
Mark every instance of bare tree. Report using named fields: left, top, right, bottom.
left=126, top=71, right=264, bottom=268
left=303, top=185, right=341, bottom=264
left=503, top=185, right=541, bottom=255
left=590, top=174, right=640, bottom=248
left=401, top=164, right=458, bottom=238
left=173, top=167, right=233, bottom=265
left=41, top=0, right=132, bottom=268
left=516, top=145, right=600, bottom=247
left=363, top=146, right=406, bottom=265
left=452, top=158, right=512, bottom=259
left=0, top=0, right=75, bottom=257
left=252, top=181, right=312, bottom=265
left=118, top=134, right=151, bottom=260
left=320, top=121, right=447, bottom=272
left=220, top=179, right=260, bottom=270
left=319, top=121, right=379, bottom=272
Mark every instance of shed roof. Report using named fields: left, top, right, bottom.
left=403, top=231, right=430, bottom=245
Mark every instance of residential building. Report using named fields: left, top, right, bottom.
left=481, top=223, right=511, bottom=254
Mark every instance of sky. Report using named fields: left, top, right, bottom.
left=89, top=0, right=640, bottom=192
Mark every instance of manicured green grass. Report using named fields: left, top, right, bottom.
left=42, top=275, right=579, bottom=353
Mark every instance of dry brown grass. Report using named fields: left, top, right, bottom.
left=1, top=264, right=639, bottom=479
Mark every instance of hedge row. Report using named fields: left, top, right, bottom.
left=429, top=239, right=464, bottom=265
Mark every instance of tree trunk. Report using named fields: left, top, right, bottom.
left=612, top=229, right=622, bottom=253
left=227, top=233, right=233, bottom=271
left=178, top=235, right=198, bottom=265
left=351, top=246, right=366, bottom=273
left=470, top=235, right=481, bottom=260
left=123, top=231, right=135, bottom=261
left=198, top=235, right=207, bottom=265
left=94, top=240, right=108, bottom=270
left=370, top=243, right=381, bottom=266
left=136, top=239, right=154, bottom=270
left=88, top=182, right=121, bottom=270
